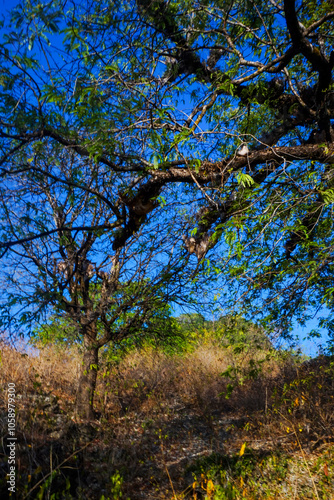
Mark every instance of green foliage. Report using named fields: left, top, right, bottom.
left=32, top=309, right=270, bottom=365
left=176, top=313, right=271, bottom=352
left=31, top=316, right=81, bottom=348
left=187, top=449, right=290, bottom=499
left=31, top=302, right=187, bottom=362
left=109, top=470, right=125, bottom=500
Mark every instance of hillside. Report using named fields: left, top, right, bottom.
left=1, top=336, right=333, bottom=499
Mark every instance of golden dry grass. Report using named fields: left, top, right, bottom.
left=0, top=334, right=333, bottom=499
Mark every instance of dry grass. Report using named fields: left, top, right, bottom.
left=0, top=337, right=81, bottom=402
left=0, top=334, right=333, bottom=499
left=0, top=335, right=282, bottom=418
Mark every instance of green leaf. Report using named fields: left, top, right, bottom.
left=236, top=172, right=255, bottom=187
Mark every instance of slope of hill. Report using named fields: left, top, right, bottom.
left=0, top=336, right=333, bottom=499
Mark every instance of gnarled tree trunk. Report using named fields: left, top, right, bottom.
left=76, top=326, right=99, bottom=420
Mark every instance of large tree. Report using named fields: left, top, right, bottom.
left=1, top=0, right=334, bottom=350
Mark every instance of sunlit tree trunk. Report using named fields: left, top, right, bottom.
left=76, top=324, right=99, bottom=420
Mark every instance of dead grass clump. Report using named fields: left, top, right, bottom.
left=0, top=338, right=34, bottom=396
left=0, top=337, right=80, bottom=418
left=2, top=341, right=79, bottom=395
left=30, top=343, right=81, bottom=398
left=97, top=347, right=183, bottom=415
left=271, top=355, right=334, bottom=449
left=171, top=344, right=233, bottom=412
left=234, top=354, right=334, bottom=460
left=96, top=340, right=280, bottom=419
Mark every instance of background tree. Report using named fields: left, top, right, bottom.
left=176, top=313, right=271, bottom=351
left=0, top=142, right=196, bottom=419
left=1, top=0, right=334, bottom=357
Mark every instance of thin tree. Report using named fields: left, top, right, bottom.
left=0, top=142, right=194, bottom=419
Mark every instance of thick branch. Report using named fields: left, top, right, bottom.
left=284, top=0, right=333, bottom=98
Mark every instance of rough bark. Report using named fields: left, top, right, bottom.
left=76, top=330, right=99, bottom=420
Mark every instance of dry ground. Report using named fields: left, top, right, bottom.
left=0, top=337, right=333, bottom=499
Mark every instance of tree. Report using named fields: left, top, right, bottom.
left=0, top=142, right=195, bottom=419
left=176, top=313, right=271, bottom=351
left=32, top=300, right=184, bottom=357
left=1, top=0, right=334, bottom=359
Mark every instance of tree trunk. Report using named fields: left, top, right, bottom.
left=76, top=332, right=99, bottom=420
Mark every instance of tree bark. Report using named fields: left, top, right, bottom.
left=76, top=330, right=99, bottom=420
